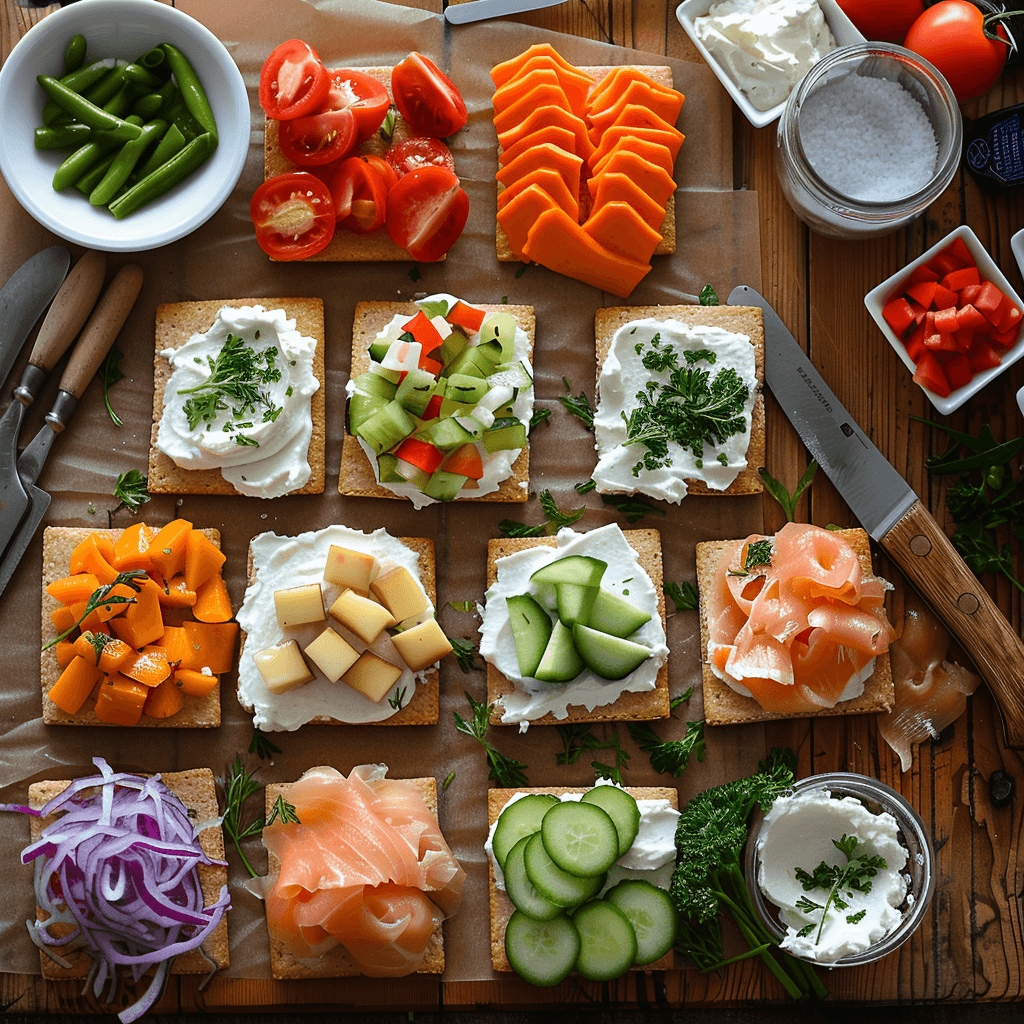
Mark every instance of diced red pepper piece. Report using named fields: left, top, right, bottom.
left=942, top=352, right=972, bottom=390
left=903, top=322, right=928, bottom=363
left=932, top=284, right=958, bottom=309
left=994, top=297, right=1023, bottom=333
left=923, top=310, right=936, bottom=333
left=423, top=394, right=444, bottom=419
left=959, top=283, right=982, bottom=305
left=446, top=301, right=486, bottom=333
left=402, top=311, right=444, bottom=355
left=913, top=350, right=951, bottom=397
left=932, top=306, right=959, bottom=334
left=419, top=355, right=443, bottom=376
left=990, top=326, right=1020, bottom=349
left=941, top=267, right=980, bottom=292
left=975, top=280, right=1004, bottom=318
left=954, top=328, right=975, bottom=353
left=906, top=263, right=940, bottom=287
left=968, top=337, right=1003, bottom=372
left=906, top=280, right=938, bottom=309
left=394, top=437, right=444, bottom=473
left=944, top=236, right=975, bottom=267
left=956, top=303, right=987, bottom=332
left=883, top=296, right=916, bottom=336
left=928, top=251, right=964, bottom=277
left=906, top=297, right=927, bottom=325
left=924, top=331, right=957, bottom=352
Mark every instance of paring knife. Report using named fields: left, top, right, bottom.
left=444, top=0, right=567, bottom=24
left=0, top=265, right=144, bottom=600
left=728, top=285, right=1024, bottom=748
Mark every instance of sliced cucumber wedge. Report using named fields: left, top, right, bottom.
left=604, top=879, right=679, bottom=965
left=504, top=910, right=580, bottom=987
left=506, top=594, right=553, bottom=678
left=524, top=832, right=604, bottom=908
left=554, top=583, right=598, bottom=629
left=540, top=800, right=619, bottom=877
left=504, top=834, right=563, bottom=921
left=580, top=786, right=640, bottom=859
left=587, top=588, right=653, bottom=638
left=572, top=899, right=638, bottom=981
left=572, top=624, right=652, bottom=680
left=492, top=793, right=559, bottom=871
left=534, top=619, right=584, bottom=683
left=530, top=555, right=607, bottom=588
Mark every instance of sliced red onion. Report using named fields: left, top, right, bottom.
left=5, top=757, right=229, bottom=1024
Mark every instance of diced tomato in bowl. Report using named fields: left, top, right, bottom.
left=865, top=225, right=1024, bottom=414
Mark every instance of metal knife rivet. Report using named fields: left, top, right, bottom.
left=957, top=593, right=980, bottom=616
left=841, top=423, right=854, bottom=437
left=909, top=534, right=932, bottom=557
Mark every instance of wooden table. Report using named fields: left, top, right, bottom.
left=2, top=0, right=1023, bottom=1013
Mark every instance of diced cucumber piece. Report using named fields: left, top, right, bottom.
left=540, top=801, right=619, bottom=877
left=350, top=371, right=397, bottom=400
left=369, top=361, right=401, bottom=384
left=534, top=619, right=584, bottom=683
left=476, top=384, right=515, bottom=413
left=483, top=421, right=527, bottom=453
left=453, top=415, right=486, bottom=439
left=479, top=311, right=518, bottom=362
left=604, top=880, right=679, bottom=965
left=571, top=624, right=652, bottom=680
left=444, top=345, right=492, bottom=379
left=554, top=583, right=598, bottom=629
left=393, top=459, right=429, bottom=488
left=491, top=403, right=516, bottom=419
left=504, top=910, right=580, bottom=987
left=504, top=835, right=563, bottom=921
left=572, top=899, right=637, bottom=981
left=376, top=454, right=404, bottom=483
left=492, top=793, right=559, bottom=870
left=439, top=397, right=478, bottom=419
left=580, top=787, right=640, bottom=858
left=422, top=469, right=467, bottom=501
left=587, top=588, right=653, bottom=638
left=425, top=417, right=476, bottom=451
left=435, top=324, right=468, bottom=368
left=445, top=373, right=490, bottom=405
left=355, top=400, right=415, bottom=455
left=531, top=556, right=607, bottom=589
left=396, top=367, right=437, bottom=416
left=367, top=339, right=390, bottom=362
left=506, top=594, right=553, bottom=678
left=348, top=391, right=388, bottom=434
left=458, top=404, right=494, bottom=431
left=524, top=832, right=605, bottom=907
left=489, top=359, right=533, bottom=390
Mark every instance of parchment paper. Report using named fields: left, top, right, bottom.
left=0, top=0, right=764, bottom=985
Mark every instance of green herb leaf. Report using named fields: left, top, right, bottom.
left=538, top=489, right=585, bottom=531
left=699, top=284, right=719, bottom=306
left=664, top=580, right=698, bottom=611
left=453, top=692, right=528, bottom=788
left=759, top=461, right=817, bottom=522
left=448, top=635, right=482, bottom=673
left=628, top=719, right=705, bottom=777
left=669, top=687, right=694, bottom=712
left=498, top=519, right=546, bottom=538
left=558, top=376, right=595, bottom=429
left=574, top=478, right=596, bottom=494
left=248, top=729, right=280, bottom=760
left=378, top=104, right=398, bottom=144
left=43, top=570, right=148, bottom=650
left=388, top=685, right=408, bottom=711
left=448, top=600, right=475, bottom=613
left=408, top=266, right=421, bottom=282
left=265, top=794, right=300, bottom=827
left=443, top=771, right=455, bottom=791
left=222, top=756, right=264, bottom=877
left=100, top=345, right=125, bottom=426
left=529, top=408, right=551, bottom=432
left=556, top=724, right=630, bottom=784
left=600, top=493, right=666, bottom=524
left=107, top=469, right=150, bottom=527
left=514, top=263, right=529, bottom=279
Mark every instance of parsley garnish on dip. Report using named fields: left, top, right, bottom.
left=156, top=305, right=319, bottom=498
left=593, top=319, right=757, bottom=503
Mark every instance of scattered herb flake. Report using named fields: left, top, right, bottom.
left=378, top=104, right=398, bottom=144
left=443, top=771, right=455, bottom=791
left=248, top=729, right=280, bottom=760
left=448, top=600, right=475, bottom=613
left=408, top=266, right=421, bottom=282
left=759, top=462, right=817, bottom=522
left=628, top=719, right=706, bottom=777
left=529, top=408, right=551, bottom=432
left=600, top=493, right=666, bottom=524
left=107, top=469, right=150, bottom=527
left=574, top=478, right=597, bottom=494
left=448, top=635, right=482, bottom=673
left=664, top=580, right=698, bottom=611
left=699, top=284, right=719, bottom=306
left=265, top=794, right=300, bottom=827
left=99, top=345, right=125, bottom=426
left=453, top=692, right=528, bottom=788
left=558, top=376, right=595, bottom=430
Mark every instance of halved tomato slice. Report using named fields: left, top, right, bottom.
left=278, top=107, right=358, bottom=167
left=259, top=39, right=330, bottom=121
left=326, top=69, right=390, bottom=142
left=361, top=154, right=399, bottom=194
left=251, top=172, right=334, bottom=260
left=329, top=156, right=390, bottom=234
left=391, top=53, right=467, bottom=139
left=385, top=165, right=468, bottom=262
left=386, top=137, right=455, bottom=178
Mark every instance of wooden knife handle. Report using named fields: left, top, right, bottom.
left=881, top=498, right=1024, bottom=748
left=58, top=264, right=143, bottom=399
left=27, top=250, right=105, bottom=373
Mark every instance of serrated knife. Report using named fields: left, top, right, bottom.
left=729, top=284, right=1024, bottom=748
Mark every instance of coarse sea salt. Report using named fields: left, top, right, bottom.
left=799, top=74, right=937, bottom=202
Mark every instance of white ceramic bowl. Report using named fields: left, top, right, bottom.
left=675, top=0, right=865, bottom=129
left=0, top=0, right=248, bottom=252
left=864, top=225, right=1024, bottom=415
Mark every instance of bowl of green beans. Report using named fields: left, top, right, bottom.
left=0, top=0, right=248, bottom=251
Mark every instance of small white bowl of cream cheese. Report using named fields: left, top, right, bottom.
left=676, top=0, right=865, bottom=128
left=745, top=773, right=934, bottom=966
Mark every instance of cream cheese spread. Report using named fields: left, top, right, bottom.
left=479, top=524, right=668, bottom=730
left=593, top=318, right=757, bottom=503
left=235, top=525, right=434, bottom=731
left=694, top=0, right=836, bottom=112
left=349, top=294, right=533, bottom=510
left=156, top=304, right=319, bottom=499
left=486, top=785, right=680, bottom=893
left=756, top=789, right=909, bottom=962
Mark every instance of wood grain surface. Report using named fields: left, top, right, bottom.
left=3, top=0, right=1024, bottom=1014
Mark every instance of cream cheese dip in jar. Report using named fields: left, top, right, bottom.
left=775, top=43, right=961, bottom=239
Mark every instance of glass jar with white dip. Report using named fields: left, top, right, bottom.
left=745, top=772, right=934, bottom=966
left=775, top=43, right=962, bottom=239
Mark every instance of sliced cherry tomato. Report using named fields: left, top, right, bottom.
left=387, top=137, right=456, bottom=178
left=329, top=156, right=390, bottom=234
left=259, top=39, right=330, bottom=121
left=361, top=154, right=399, bottom=193
left=278, top=107, right=358, bottom=167
left=835, top=0, right=923, bottom=42
left=326, top=69, right=390, bottom=142
left=391, top=53, right=467, bottom=139
left=385, top=165, right=469, bottom=262
left=251, top=172, right=334, bottom=260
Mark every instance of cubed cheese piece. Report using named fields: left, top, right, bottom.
left=370, top=565, right=429, bottom=622
left=253, top=639, right=314, bottom=694
left=328, top=589, right=397, bottom=645
left=323, top=545, right=376, bottom=595
left=274, top=583, right=325, bottom=629
left=398, top=608, right=435, bottom=631
left=304, top=627, right=360, bottom=683
left=342, top=651, right=403, bottom=703
left=391, top=618, right=453, bottom=672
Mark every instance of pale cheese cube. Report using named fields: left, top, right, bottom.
left=328, top=589, right=396, bottom=645
left=342, top=651, right=403, bottom=703
left=391, top=618, right=453, bottom=672
left=274, top=583, right=325, bottom=630
left=323, top=545, right=375, bottom=594
left=371, top=565, right=429, bottom=623
left=304, top=627, right=360, bottom=683
left=254, top=639, right=314, bottom=694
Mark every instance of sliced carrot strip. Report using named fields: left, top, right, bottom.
left=158, top=573, right=197, bottom=609
left=173, top=667, right=219, bottom=697
left=497, top=167, right=579, bottom=220
left=112, top=522, right=155, bottom=573
left=158, top=625, right=190, bottom=668
left=109, top=578, right=164, bottom=649
left=149, top=519, right=194, bottom=580
left=68, top=534, right=119, bottom=584
left=72, top=632, right=133, bottom=672
left=55, top=641, right=77, bottom=670
left=582, top=201, right=664, bottom=264
left=48, top=656, right=102, bottom=715
left=497, top=183, right=561, bottom=258
left=51, top=604, right=79, bottom=634
left=183, top=530, right=226, bottom=593
left=89, top=581, right=140, bottom=623
left=46, top=572, right=100, bottom=606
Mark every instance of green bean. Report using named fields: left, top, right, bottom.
left=81, top=63, right=127, bottom=107
left=122, top=63, right=162, bottom=90
left=90, top=118, right=168, bottom=207
left=101, top=84, right=133, bottom=120
left=52, top=138, right=115, bottom=191
left=94, top=111, right=142, bottom=146
left=109, top=131, right=216, bottom=219
left=133, top=122, right=185, bottom=180
left=137, top=47, right=166, bottom=70
left=132, top=92, right=164, bottom=120
left=35, top=123, right=91, bottom=150
left=37, top=76, right=142, bottom=138
left=75, top=152, right=117, bottom=195
left=63, top=34, right=87, bottom=72
left=41, top=59, right=111, bottom=124
left=159, top=43, right=217, bottom=141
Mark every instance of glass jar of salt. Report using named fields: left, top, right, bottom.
left=775, top=43, right=962, bottom=240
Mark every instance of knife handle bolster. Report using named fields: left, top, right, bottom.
left=881, top=499, right=1024, bottom=748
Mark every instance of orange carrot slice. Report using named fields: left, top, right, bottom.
left=69, top=534, right=119, bottom=584
left=55, top=641, right=77, bottom=670
left=149, top=519, right=194, bottom=580
left=94, top=674, right=148, bottom=726
left=173, top=667, right=219, bottom=697
left=122, top=647, right=172, bottom=687
left=496, top=143, right=583, bottom=202
left=48, top=656, right=103, bottom=715
left=183, top=530, right=226, bottom=593
left=112, top=522, right=155, bottom=573
left=193, top=573, right=233, bottom=624
left=72, top=632, right=133, bottom=672
left=158, top=573, right=197, bottom=609
left=497, top=184, right=561, bottom=257
left=499, top=125, right=577, bottom=167
left=110, top=578, right=164, bottom=649
left=497, top=167, right=579, bottom=220
left=157, top=625, right=190, bottom=668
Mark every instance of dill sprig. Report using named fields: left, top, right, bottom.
left=629, top=719, right=705, bottom=777
left=448, top=635, right=482, bottom=673
left=453, top=692, right=528, bottom=788
left=248, top=729, right=280, bottom=760
left=558, top=376, right=595, bottom=429
left=221, top=756, right=263, bottom=878
left=107, top=469, right=150, bottom=527
left=265, top=793, right=300, bottom=828
left=664, top=580, right=698, bottom=611
left=100, top=345, right=125, bottom=426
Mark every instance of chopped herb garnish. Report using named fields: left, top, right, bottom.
left=222, top=756, right=263, bottom=878
left=44, top=570, right=148, bottom=649
left=664, top=580, right=698, bottom=611
left=99, top=345, right=125, bottom=427
left=515, top=263, right=529, bottom=279
left=529, top=408, right=551, bottom=432
left=556, top=723, right=630, bottom=784
left=378, top=104, right=398, bottom=144
left=759, top=462, right=817, bottom=522
left=248, top=729, right=280, bottom=760
left=699, top=284, right=719, bottom=306
left=408, top=266, right=421, bottom=282
left=107, top=469, right=150, bottom=527
left=388, top=686, right=407, bottom=711
left=558, top=376, right=595, bottom=429
left=629, top=719, right=706, bottom=777
left=453, top=692, right=528, bottom=788
left=448, top=635, right=482, bottom=673
left=443, top=771, right=455, bottom=791
left=501, top=489, right=586, bottom=537
left=448, top=600, right=475, bottom=613
left=600, top=493, right=666, bottom=524
left=265, top=794, right=300, bottom=827
left=498, top=519, right=546, bottom=538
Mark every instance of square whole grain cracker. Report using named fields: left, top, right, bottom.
left=264, top=68, right=445, bottom=262
left=594, top=305, right=765, bottom=497
left=485, top=529, right=670, bottom=726
left=496, top=66, right=678, bottom=263
left=238, top=535, right=439, bottom=725
left=30, top=767, right=228, bottom=980
left=265, top=773, right=445, bottom=978
left=340, top=301, right=534, bottom=503
left=487, top=786, right=677, bottom=973
left=697, top=528, right=895, bottom=726
left=149, top=297, right=326, bottom=497
left=40, top=526, right=224, bottom=728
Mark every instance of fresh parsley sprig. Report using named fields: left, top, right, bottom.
left=558, top=376, right=595, bottom=429
left=759, top=462, right=817, bottom=522
left=699, top=284, right=720, bottom=306
left=453, top=692, right=528, bottom=788
left=107, top=469, right=150, bottom=527
left=100, top=345, right=125, bottom=426
left=629, top=719, right=705, bottom=777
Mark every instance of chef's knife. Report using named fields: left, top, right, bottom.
left=729, top=284, right=1024, bottom=748
left=0, top=245, right=70, bottom=393
left=0, top=265, right=144, bottom=600
left=444, top=0, right=567, bottom=23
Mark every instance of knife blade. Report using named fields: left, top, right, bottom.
left=444, top=0, right=567, bottom=23
left=729, top=284, right=1024, bottom=748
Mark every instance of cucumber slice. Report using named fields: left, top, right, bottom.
left=554, top=583, right=598, bottom=628
left=482, top=420, right=527, bottom=454
left=504, top=834, right=563, bottom=921
left=367, top=339, right=390, bottom=362
left=530, top=555, right=607, bottom=588
left=604, top=880, right=679, bottom=965
left=348, top=390, right=388, bottom=434
left=524, top=832, right=605, bottom=908
left=534, top=619, right=584, bottom=683
left=492, top=793, right=559, bottom=871
left=355, top=400, right=415, bottom=455
left=579, top=786, right=640, bottom=858
left=445, top=373, right=490, bottom=405
left=350, top=371, right=397, bottom=400
left=571, top=624, right=652, bottom=680
left=572, top=899, right=638, bottom=981
left=540, top=801, right=619, bottom=877
left=422, top=469, right=467, bottom=501
left=586, top=588, right=653, bottom=638
left=506, top=594, right=553, bottom=678
left=504, top=910, right=579, bottom=987
left=479, top=311, right=518, bottom=362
